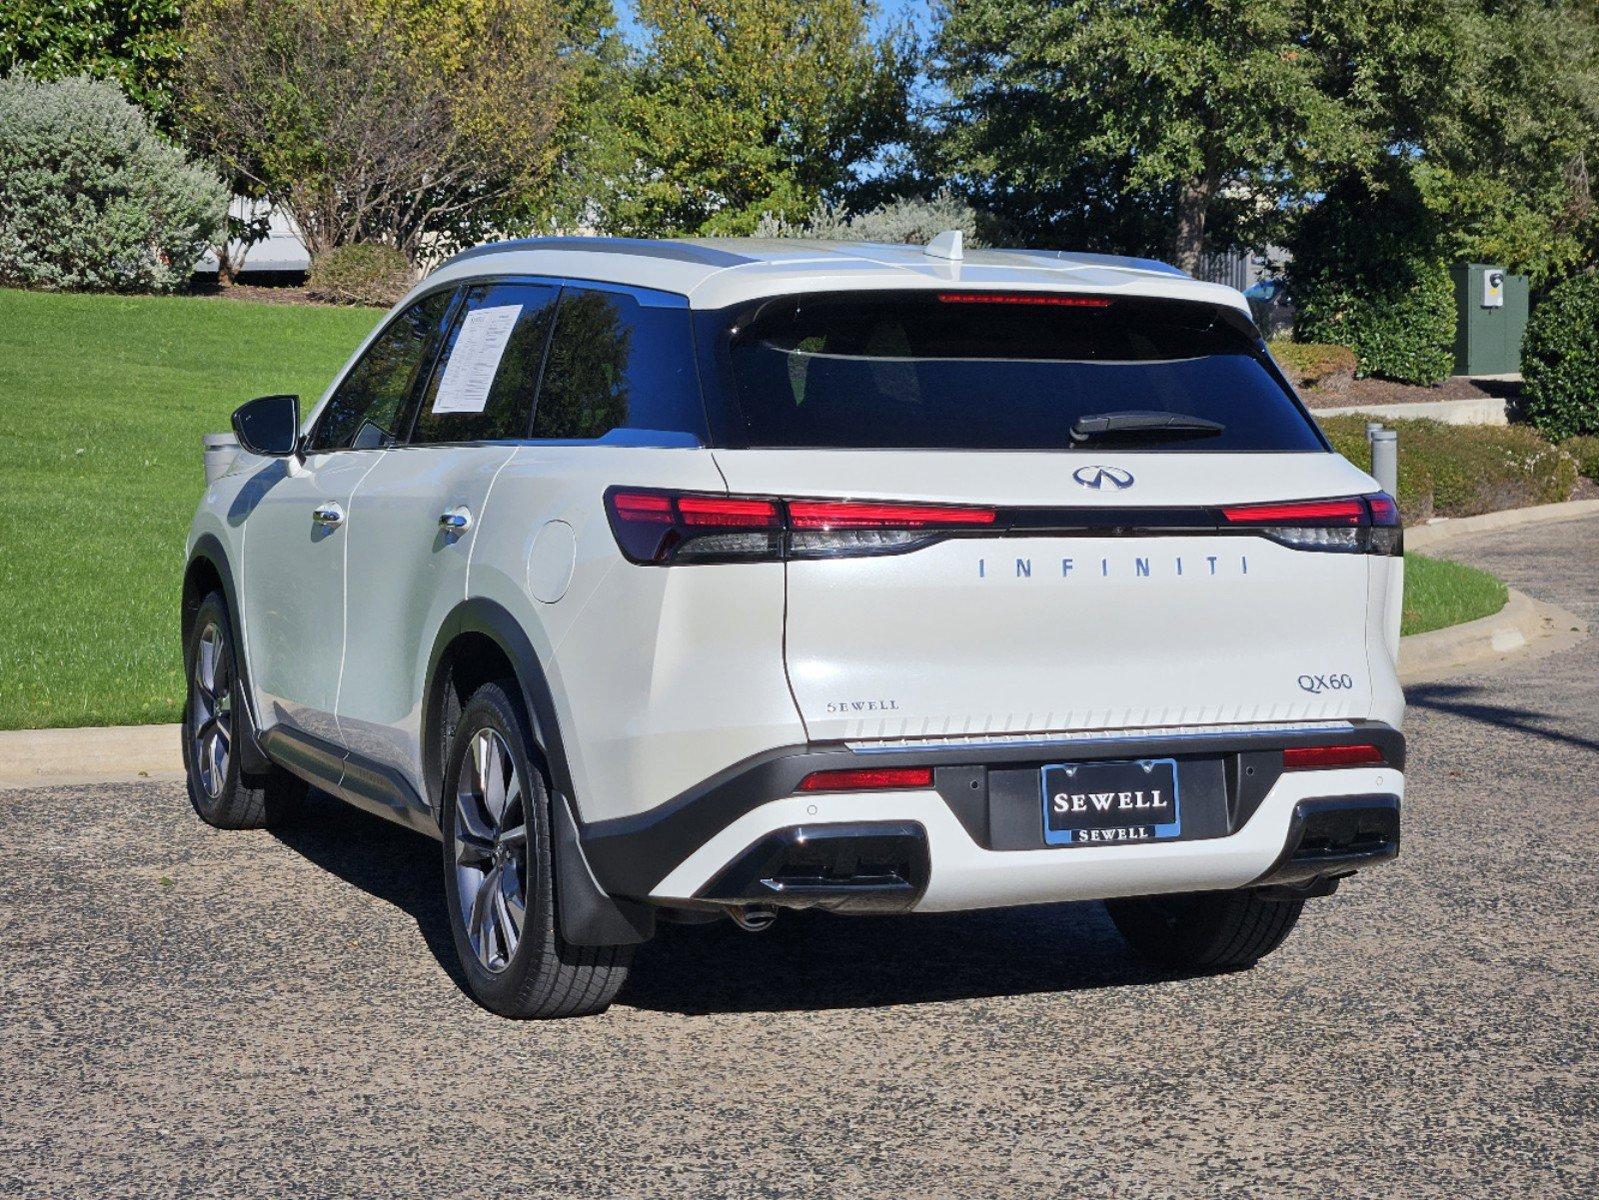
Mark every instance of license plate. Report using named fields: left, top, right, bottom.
left=1040, top=759, right=1181, bottom=847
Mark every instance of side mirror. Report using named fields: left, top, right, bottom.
left=232, top=394, right=300, bottom=457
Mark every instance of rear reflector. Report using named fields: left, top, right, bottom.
left=1282, top=744, right=1386, bottom=771
left=938, top=292, right=1113, bottom=308
left=798, top=767, right=934, bottom=792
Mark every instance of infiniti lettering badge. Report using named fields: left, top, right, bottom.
left=1072, top=465, right=1134, bottom=490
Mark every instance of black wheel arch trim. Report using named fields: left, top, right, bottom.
left=422, top=597, right=655, bottom=946
left=183, top=535, right=272, bottom=776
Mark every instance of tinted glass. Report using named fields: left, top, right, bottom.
left=411, top=283, right=557, bottom=444
left=532, top=287, right=705, bottom=442
left=707, top=292, right=1322, bottom=452
left=308, top=291, right=453, bottom=452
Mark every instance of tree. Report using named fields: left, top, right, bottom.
left=179, top=0, right=569, bottom=262
left=934, top=0, right=1328, bottom=270
left=1, top=0, right=184, bottom=121
left=597, top=0, right=913, bottom=236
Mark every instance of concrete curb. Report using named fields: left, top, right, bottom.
left=3, top=585, right=1587, bottom=789
left=0, top=723, right=184, bottom=791
left=1398, top=587, right=1588, bottom=685
left=1407, top=499, right=1599, bottom=551
left=1317, top=395, right=1509, bottom=426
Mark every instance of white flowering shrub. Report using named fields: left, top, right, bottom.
left=0, top=72, right=228, bottom=292
left=756, top=190, right=981, bottom=246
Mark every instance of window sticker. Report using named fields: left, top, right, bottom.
left=431, top=304, right=522, bottom=414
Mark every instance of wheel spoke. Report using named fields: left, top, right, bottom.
left=455, top=792, right=496, bottom=844
left=492, top=884, right=519, bottom=956
left=496, top=821, right=527, bottom=847
left=454, top=830, right=494, bottom=867
left=471, top=865, right=502, bottom=962
left=482, top=738, right=508, bottom=822
left=498, top=865, right=526, bottom=938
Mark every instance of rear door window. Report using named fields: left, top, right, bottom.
left=702, top=291, right=1323, bottom=452
left=532, top=286, right=705, bottom=442
left=410, top=283, right=558, bottom=444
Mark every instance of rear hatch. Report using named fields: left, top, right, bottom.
left=698, top=288, right=1395, bottom=743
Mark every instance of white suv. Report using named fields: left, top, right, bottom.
left=184, top=235, right=1406, bottom=1018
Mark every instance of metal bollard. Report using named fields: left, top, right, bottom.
left=1370, top=428, right=1399, bottom=498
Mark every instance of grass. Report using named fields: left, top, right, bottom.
left=1402, top=553, right=1508, bottom=636
left=0, top=287, right=381, bottom=729
left=0, top=286, right=1513, bottom=728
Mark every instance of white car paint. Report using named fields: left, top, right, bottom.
left=188, top=235, right=1405, bottom=916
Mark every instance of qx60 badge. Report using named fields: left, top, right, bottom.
left=1072, top=465, right=1134, bottom=491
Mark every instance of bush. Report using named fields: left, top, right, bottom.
left=306, top=243, right=415, bottom=306
left=755, top=190, right=981, bottom=245
left=1268, top=340, right=1358, bottom=392
left=1318, top=415, right=1576, bottom=522
left=1522, top=272, right=1599, bottom=440
left=1562, top=435, right=1599, bottom=484
left=0, top=71, right=227, bottom=292
left=1297, top=266, right=1456, bottom=386
left=1290, top=169, right=1457, bottom=386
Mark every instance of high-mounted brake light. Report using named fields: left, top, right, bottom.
left=604, top=488, right=1000, bottom=565
left=1282, top=744, right=1386, bottom=771
left=798, top=767, right=934, bottom=792
left=937, top=292, right=1113, bottom=308
left=1218, top=494, right=1403, bottom=556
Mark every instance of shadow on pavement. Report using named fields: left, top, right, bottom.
left=268, top=790, right=469, bottom=994
left=269, top=792, right=1188, bottom=1016
left=1408, top=681, right=1599, bottom=756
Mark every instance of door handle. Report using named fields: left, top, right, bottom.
left=439, top=507, right=472, bottom=533
left=312, top=503, right=345, bottom=528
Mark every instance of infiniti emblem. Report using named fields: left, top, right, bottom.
left=1072, top=464, right=1135, bottom=490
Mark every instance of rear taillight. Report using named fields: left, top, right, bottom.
left=605, top=489, right=996, bottom=565
left=1220, top=493, right=1403, bottom=555
left=798, top=767, right=934, bottom=792
left=1282, top=744, right=1386, bottom=770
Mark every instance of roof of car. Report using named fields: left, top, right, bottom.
left=423, top=236, right=1251, bottom=315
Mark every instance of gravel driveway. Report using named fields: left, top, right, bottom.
left=4, top=519, right=1596, bottom=1199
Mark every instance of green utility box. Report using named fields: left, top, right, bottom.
left=1450, top=262, right=1529, bottom=376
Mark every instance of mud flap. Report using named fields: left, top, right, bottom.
left=552, top=792, right=656, bottom=946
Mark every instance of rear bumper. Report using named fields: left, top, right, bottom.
left=577, top=722, right=1405, bottom=911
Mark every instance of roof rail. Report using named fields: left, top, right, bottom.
left=439, top=236, right=751, bottom=270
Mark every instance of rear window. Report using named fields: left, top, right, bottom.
left=700, top=291, right=1323, bottom=452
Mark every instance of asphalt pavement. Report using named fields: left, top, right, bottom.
left=3, top=518, right=1596, bottom=1198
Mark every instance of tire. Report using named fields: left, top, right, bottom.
left=440, top=680, right=632, bottom=1018
left=1104, top=888, right=1305, bottom=970
left=182, top=591, right=305, bottom=829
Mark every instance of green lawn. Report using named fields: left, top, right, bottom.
left=1402, top=553, right=1508, bottom=636
left=0, top=286, right=1512, bottom=729
left=0, top=287, right=380, bottom=729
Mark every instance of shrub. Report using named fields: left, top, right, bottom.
left=1562, top=435, right=1599, bottom=484
left=1521, top=272, right=1599, bottom=440
left=0, top=71, right=227, bottom=292
left=306, top=243, right=414, bottom=306
left=755, top=190, right=981, bottom=245
left=1268, top=340, right=1358, bottom=392
left=1318, top=415, right=1576, bottom=522
left=1290, top=169, right=1457, bottom=386
left=1297, top=266, right=1456, bottom=386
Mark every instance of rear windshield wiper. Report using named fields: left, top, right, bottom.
left=1069, top=410, right=1225, bottom=444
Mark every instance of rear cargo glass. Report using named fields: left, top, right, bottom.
left=699, top=291, right=1323, bottom=452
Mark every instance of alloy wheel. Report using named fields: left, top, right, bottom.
left=190, top=621, right=233, bottom=799
left=452, top=728, right=530, bottom=973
